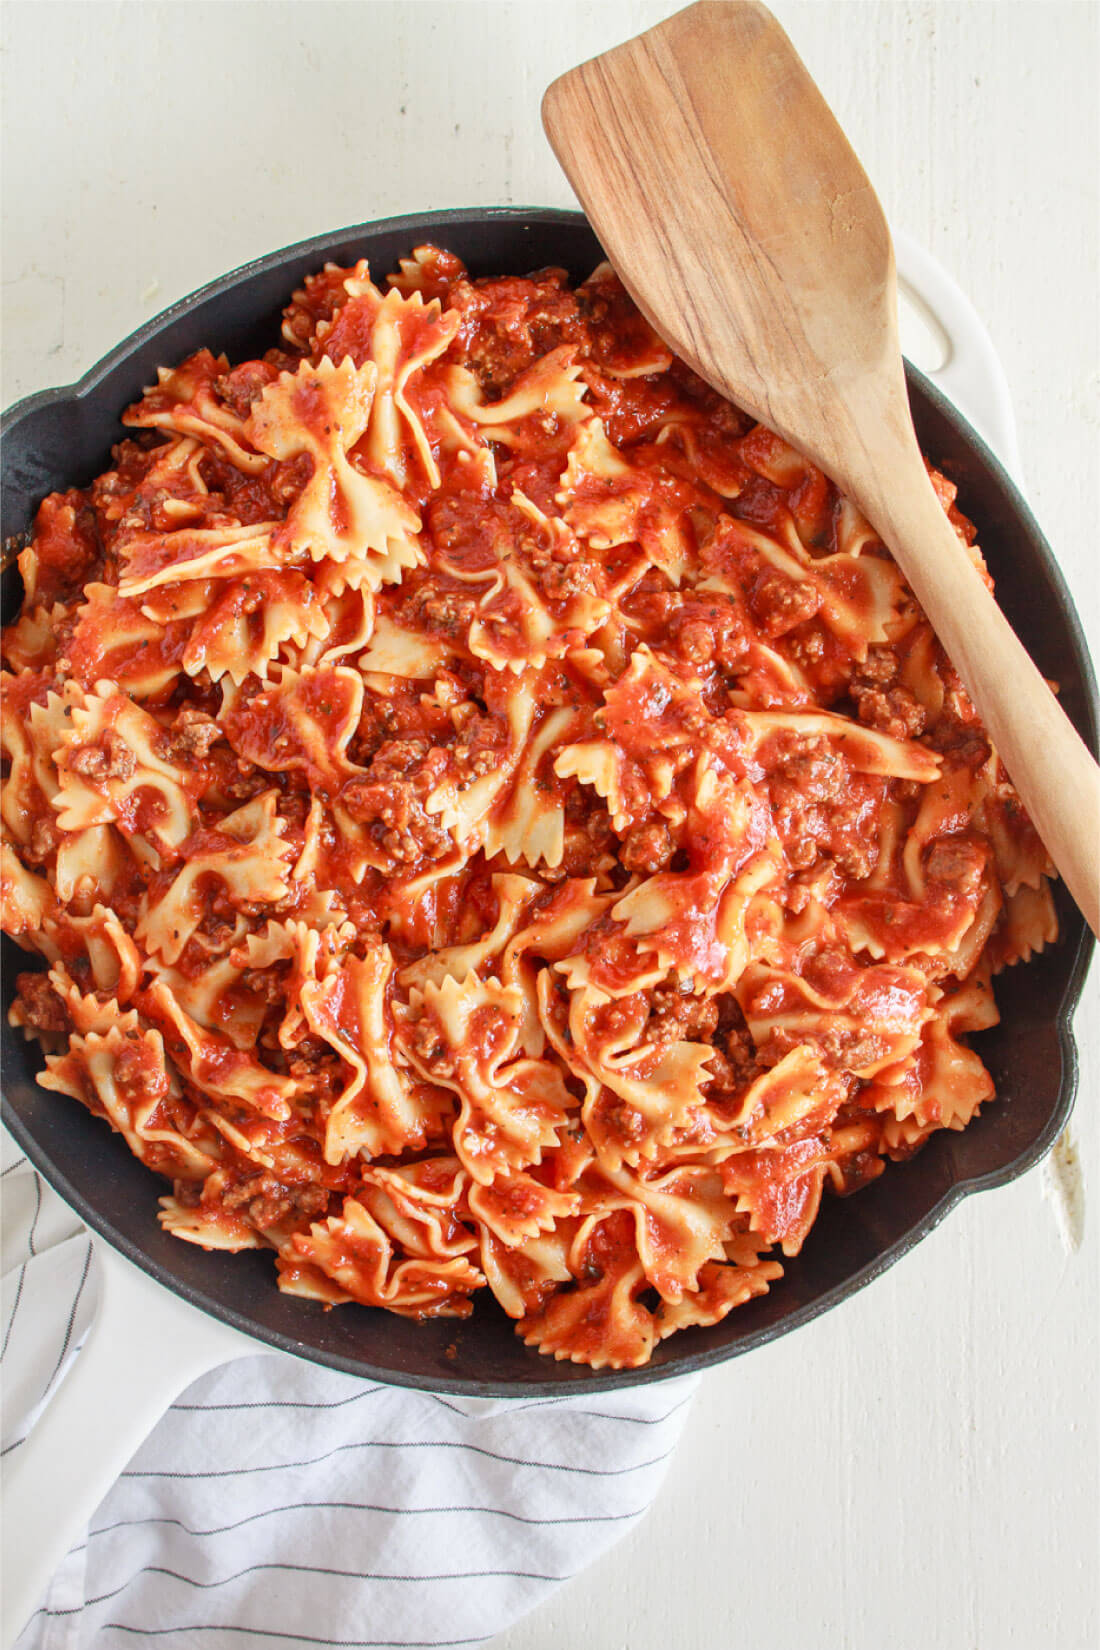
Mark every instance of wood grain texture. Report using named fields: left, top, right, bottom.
left=544, top=0, right=1099, bottom=931
left=544, top=0, right=900, bottom=438
left=1, top=5, right=1096, bottom=1649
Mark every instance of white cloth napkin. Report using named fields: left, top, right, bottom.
left=2, top=1131, right=697, bottom=1650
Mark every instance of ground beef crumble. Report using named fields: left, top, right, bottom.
left=221, top=1171, right=331, bottom=1230
left=14, top=972, right=72, bottom=1034
left=67, top=729, right=136, bottom=782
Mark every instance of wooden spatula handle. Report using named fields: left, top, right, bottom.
left=855, top=419, right=1100, bottom=934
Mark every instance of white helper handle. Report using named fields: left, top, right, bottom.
left=0, top=236, right=1020, bottom=1650
left=895, top=229, right=1024, bottom=480
left=1, top=1238, right=255, bottom=1648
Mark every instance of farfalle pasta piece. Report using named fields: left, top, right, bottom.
left=221, top=663, right=365, bottom=792
left=44, top=903, right=143, bottom=1002
left=63, top=583, right=188, bottom=699
left=976, top=758, right=1054, bottom=897
left=197, top=1115, right=327, bottom=1189
left=280, top=260, right=369, bottom=353
left=442, top=345, right=589, bottom=449
left=483, top=706, right=585, bottom=869
left=468, top=1171, right=580, bottom=1247
left=40, top=1016, right=217, bottom=1180
left=53, top=685, right=206, bottom=861
left=397, top=872, right=542, bottom=994
left=987, top=882, right=1058, bottom=972
left=144, top=953, right=268, bottom=1052
left=712, top=1044, right=842, bottom=1148
left=720, top=1136, right=834, bottom=1255
left=136, top=790, right=293, bottom=964
left=300, top=947, right=443, bottom=1162
left=139, top=981, right=300, bottom=1122
left=416, top=486, right=611, bottom=674
left=117, top=524, right=283, bottom=600
left=611, top=849, right=783, bottom=989
left=3, top=600, right=68, bottom=675
left=357, top=1158, right=478, bottom=1261
left=398, top=973, right=575, bottom=1185
left=178, top=570, right=330, bottom=684
left=655, top=1250, right=784, bottom=1339
left=900, top=763, right=989, bottom=905
left=673, top=1217, right=787, bottom=1323
left=1, top=678, right=75, bottom=853
left=559, top=982, right=716, bottom=1171
left=288, top=1198, right=485, bottom=1318
left=738, top=709, right=941, bottom=785
left=589, top=1160, right=736, bottom=1303
left=359, top=613, right=453, bottom=678
left=519, top=1211, right=655, bottom=1369
left=320, top=282, right=461, bottom=490
left=52, top=821, right=132, bottom=917
left=0, top=843, right=59, bottom=938
left=6, top=964, right=112, bottom=1044
left=234, top=915, right=353, bottom=1051
left=835, top=759, right=1005, bottom=968
left=158, top=1197, right=267, bottom=1253
left=863, top=972, right=999, bottom=1135
left=292, top=791, right=388, bottom=888
left=553, top=645, right=708, bottom=835
left=478, top=1226, right=575, bottom=1320
left=521, top=1257, right=655, bottom=1369
left=557, top=419, right=642, bottom=548
left=123, top=348, right=268, bottom=474
left=737, top=954, right=934, bottom=1077
left=246, top=355, right=424, bottom=590
left=699, top=509, right=908, bottom=659
left=502, top=879, right=619, bottom=1056
left=386, top=244, right=467, bottom=300
left=467, top=555, right=609, bottom=673
left=558, top=419, right=703, bottom=585
left=422, top=671, right=539, bottom=848
left=297, top=585, right=376, bottom=670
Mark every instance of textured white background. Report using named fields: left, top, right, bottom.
left=2, top=3, right=1097, bottom=1649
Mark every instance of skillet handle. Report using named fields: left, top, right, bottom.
left=894, top=230, right=1022, bottom=477
left=1, top=1237, right=255, bottom=1650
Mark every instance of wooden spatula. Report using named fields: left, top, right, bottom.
left=543, top=0, right=1099, bottom=935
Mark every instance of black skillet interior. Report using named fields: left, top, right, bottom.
left=2, top=208, right=1096, bottom=1395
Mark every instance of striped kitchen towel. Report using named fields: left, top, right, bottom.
left=2, top=1133, right=697, bottom=1650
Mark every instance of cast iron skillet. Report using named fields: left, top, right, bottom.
left=2, top=207, right=1096, bottom=1395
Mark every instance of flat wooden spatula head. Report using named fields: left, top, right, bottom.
left=542, top=0, right=903, bottom=489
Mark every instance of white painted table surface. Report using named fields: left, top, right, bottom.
left=2, top=3, right=1096, bottom=1648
